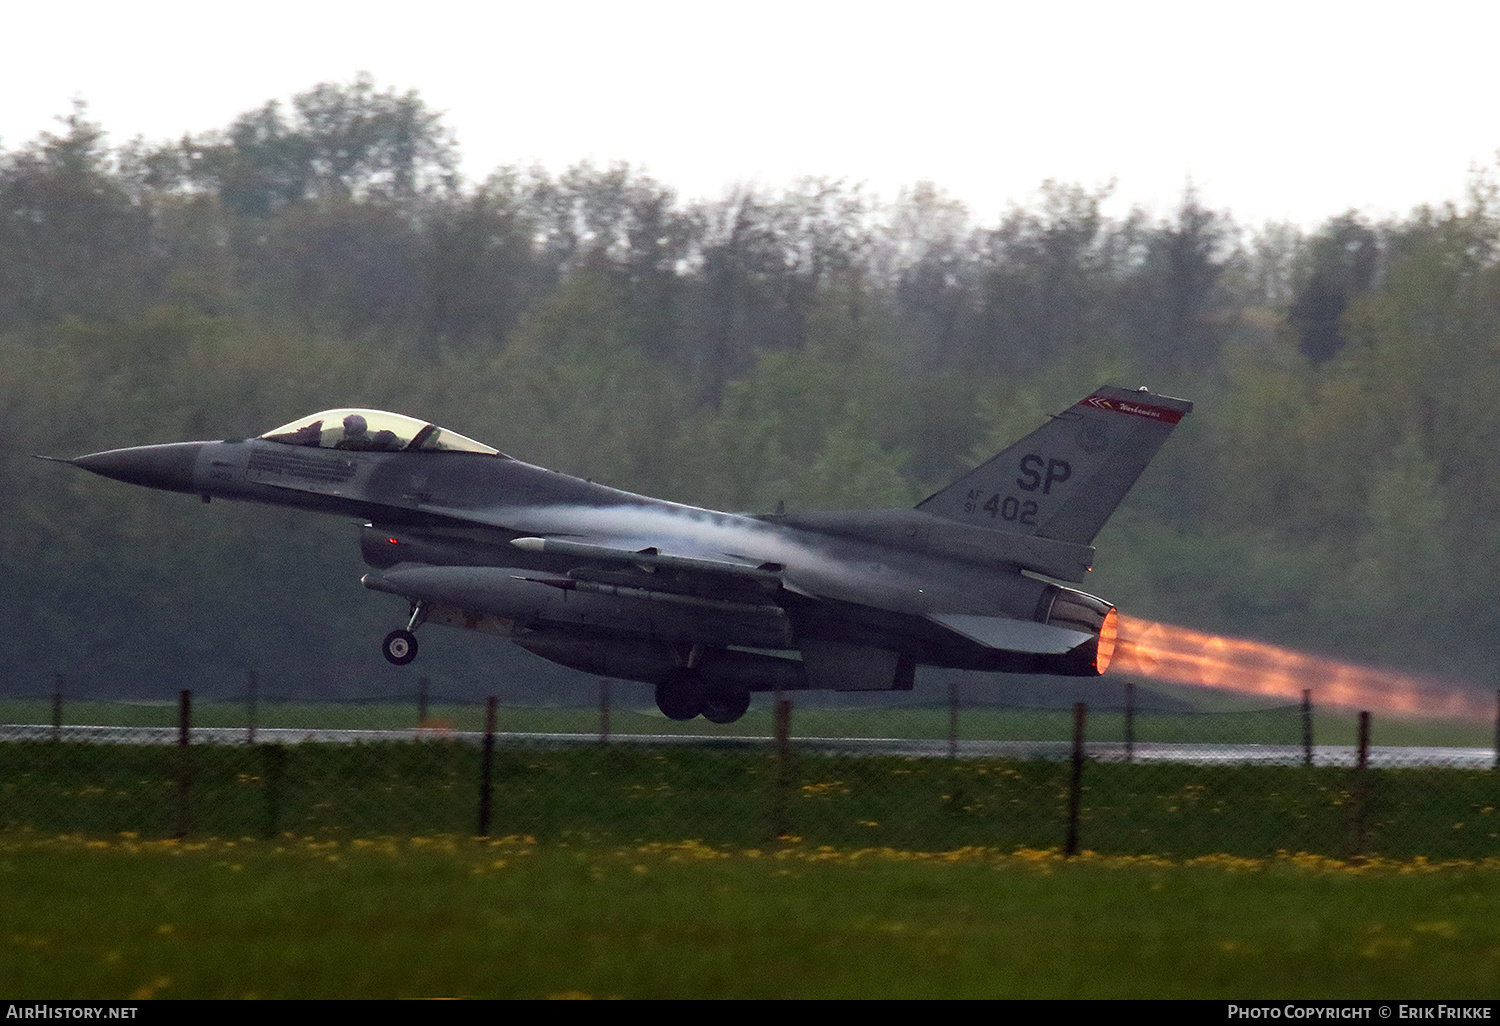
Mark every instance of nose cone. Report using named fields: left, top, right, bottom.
left=70, top=442, right=207, bottom=494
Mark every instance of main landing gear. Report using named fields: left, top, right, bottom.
left=381, top=602, right=425, bottom=665
left=654, top=669, right=752, bottom=724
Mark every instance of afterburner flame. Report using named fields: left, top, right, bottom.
left=1094, top=607, right=1119, bottom=674
left=1114, top=614, right=1489, bottom=720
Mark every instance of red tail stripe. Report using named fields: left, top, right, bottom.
left=1081, top=393, right=1184, bottom=424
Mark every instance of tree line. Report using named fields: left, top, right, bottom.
left=3, top=75, right=1497, bottom=697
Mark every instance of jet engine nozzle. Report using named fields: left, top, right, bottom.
left=1037, top=585, right=1119, bottom=675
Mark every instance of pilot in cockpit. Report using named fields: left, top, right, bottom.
left=334, top=413, right=400, bottom=451
left=334, top=413, right=374, bottom=450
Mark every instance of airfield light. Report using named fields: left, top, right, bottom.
left=1113, top=614, right=1487, bottom=720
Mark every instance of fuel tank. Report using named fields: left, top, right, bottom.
left=362, top=563, right=794, bottom=650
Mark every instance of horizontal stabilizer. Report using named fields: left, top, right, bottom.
left=926, top=612, right=1093, bottom=655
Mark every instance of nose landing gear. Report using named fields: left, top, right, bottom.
left=382, top=629, right=418, bottom=665
left=381, top=601, right=426, bottom=665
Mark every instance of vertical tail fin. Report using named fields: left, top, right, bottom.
left=916, top=385, right=1193, bottom=545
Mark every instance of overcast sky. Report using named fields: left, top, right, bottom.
left=4, top=0, right=1497, bottom=229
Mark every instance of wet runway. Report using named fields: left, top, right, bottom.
left=3, top=723, right=1494, bottom=769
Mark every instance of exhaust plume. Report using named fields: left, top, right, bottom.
left=1113, top=614, right=1488, bottom=720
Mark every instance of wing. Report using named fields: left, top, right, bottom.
left=414, top=499, right=825, bottom=596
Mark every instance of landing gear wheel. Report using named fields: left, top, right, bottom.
left=702, top=691, right=751, bottom=724
left=382, top=629, right=418, bottom=666
left=655, top=672, right=706, bottom=721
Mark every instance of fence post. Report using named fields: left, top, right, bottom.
left=599, top=678, right=610, bottom=744
left=178, top=689, right=192, bottom=748
left=772, top=693, right=793, bottom=841
left=478, top=696, right=497, bottom=837
left=51, top=674, right=63, bottom=742
left=948, top=679, right=958, bottom=760
left=175, top=689, right=192, bottom=838
left=1302, top=689, right=1314, bottom=767
left=1350, top=710, right=1371, bottom=861
left=246, top=669, right=258, bottom=746
left=1493, top=690, right=1499, bottom=771
left=1065, top=701, right=1088, bottom=857
left=1124, top=678, right=1135, bottom=764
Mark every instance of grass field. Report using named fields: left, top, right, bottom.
left=6, top=683, right=1498, bottom=1000
left=5, top=742, right=1500, bottom=859
left=6, top=720, right=1500, bottom=999
left=5, top=832, right=1500, bottom=999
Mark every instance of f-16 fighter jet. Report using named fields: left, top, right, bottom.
left=52, top=386, right=1191, bottom=723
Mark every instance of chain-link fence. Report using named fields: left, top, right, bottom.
left=4, top=677, right=1499, bottom=860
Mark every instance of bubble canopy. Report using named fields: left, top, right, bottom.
left=260, top=409, right=503, bottom=455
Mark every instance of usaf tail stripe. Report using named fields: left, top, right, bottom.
left=1081, top=393, right=1186, bottom=424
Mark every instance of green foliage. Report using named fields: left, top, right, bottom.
left=174, top=72, right=459, bottom=213
left=0, top=105, right=153, bottom=325
left=672, top=314, right=917, bottom=512
left=7, top=741, right=1500, bottom=861
left=3, top=84, right=1500, bottom=692
left=474, top=271, right=690, bottom=493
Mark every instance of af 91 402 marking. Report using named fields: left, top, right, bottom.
left=963, top=491, right=1039, bottom=525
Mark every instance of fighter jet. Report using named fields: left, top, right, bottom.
left=51, top=385, right=1190, bottom=723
